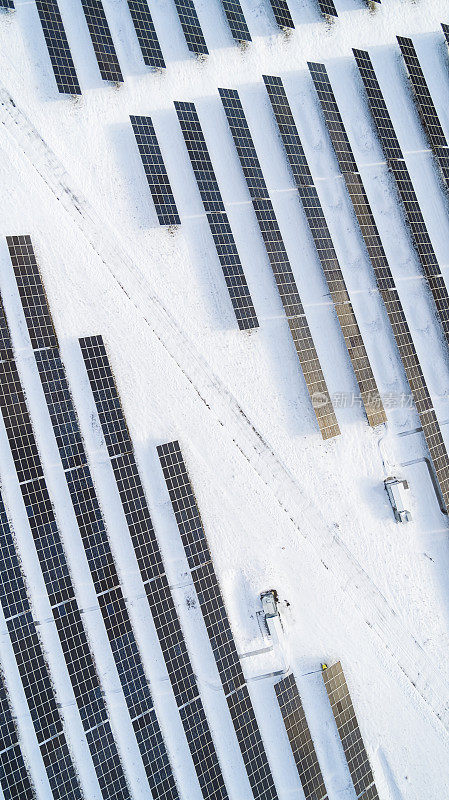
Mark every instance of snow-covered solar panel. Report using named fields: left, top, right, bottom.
left=268, top=0, right=294, bottom=28
left=79, top=335, right=230, bottom=800
left=175, top=101, right=258, bottom=330
left=80, top=0, right=123, bottom=83
left=126, top=0, right=165, bottom=68
left=157, top=441, right=279, bottom=800
left=351, top=49, right=449, bottom=343
left=442, top=23, right=449, bottom=46
left=0, top=263, right=131, bottom=800
left=219, top=87, right=340, bottom=440
left=0, top=487, right=83, bottom=800
left=397, top=36, right=449, bottom=188
left=322, top=663, right=379, bottom=800
left=318, top=0, right=337, bottom=17
left=34, top=1, right=81, bottom=95
left=220, top=0, right=251, bottom=42
left=0, top=1, right=14, bottom=11
left=263, top=75, right=386, bottom=429
left=10, top=240, right=180, bottom=800
left=130, top=115, right=181, bottom=226
left=309, top=59, right=449, bottom=511
left=0, top=673, right=36, bottom=800
left=275, top=673, right=328, bottom=800
left=173, top=0, right=208, bottom=55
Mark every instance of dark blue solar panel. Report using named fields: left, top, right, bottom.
left=80, top=335, right=230, bottom=800
left=308, top=60, right=449, bottom=510
left=318, top=0, right=337, bottom=16
left=175, top=101, right=258, bottom=330
left=34, top=1, right=81, bottom=94
left=0, top=493, right=82, bottom=800
left=269, top=0, right=294, bottom=28
left=157, top=440, right=279, bottom=800
left=173, top=0, right=208, bottom=55
left=397, top=36, right=449, bottom=188
left=130, top=115, right=180, bottom=226
left=220, top=0, right=251, bottom=42
left=9, top=239, right=179, bottom=800
left=80, top=0, right=123, bottom=83
left=263, top=74, right=385, bottom=428
left=443, top=23, right=449, bottom=46
left=0, top=1, right=14, bottom=10
left=0, top=675, right=36, bottom=800
left=126, top=0, right=165, bottom=68
left=218, top=86, right=340, bottom=439
left=351, top=49, right=449, bottom=342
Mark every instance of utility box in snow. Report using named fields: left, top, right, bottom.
left=260, top=590, right=278, bottom=619
left=384, top=477, right=411, bottom=523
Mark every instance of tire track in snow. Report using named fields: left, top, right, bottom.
left=1, top=82, right=449, bottom=736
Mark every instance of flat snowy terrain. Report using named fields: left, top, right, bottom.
left=0, top=0, right=449, bottom=798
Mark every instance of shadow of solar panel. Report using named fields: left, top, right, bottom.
left=34, top=1, right=81, bottom=94
left=397, top=36, right=449, bottom=186
left=322, top=663, right=379, bottom=800
left=126, top=0, right=165, bottom=68
left=80, top=0, right=123, bottom=83
left=275, top=673, right=328, bottom=800
left=0, top=252, right=132, bottom=800
left=351, top=49, right=449, bottom=342
left=0, top=1, right=14, bottom=10
left=174, top=101, right=258, bottom=330
left=218, top=86, right=340, bottom=439
left=318, top=0, right=337, bottom=17
left=173, top=0, right=208, bottom=54
left=0, top=493, right=83, bottom=800
left=9, top=241, right=181, bottom=800
left=79, top=336, right=230, bottom=800
left=220, top=0, right=251, bottom=42
left=130, top=115, right=180, bottom=226
left=308, top=60, right=449, bottom=512
left=263, top=74, right=385, bottom=428
left=269, top=0, right=294, bottom=28
left=157, top=440, right=279, bottom=800
left=0, top=675, right=36, bottom=800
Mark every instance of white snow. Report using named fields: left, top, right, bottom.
left=0, top=0, right=449, bottom=797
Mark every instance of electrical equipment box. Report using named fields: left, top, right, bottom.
left=384, top=477, right=411, bottom=523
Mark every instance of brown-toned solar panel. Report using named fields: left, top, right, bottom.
left=218, top=87, right=340, bottom=439
left=308, top=60, right=449, bottom=512
left=322, top=663, right=379, bottom=800
left=275, top=673, right=328, bottom=800
left=263, top=75, right=386, bottom=428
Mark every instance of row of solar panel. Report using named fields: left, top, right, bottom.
left=0, top=0, right=383, bottom=93
left=0, top=238, right=285, bottom=799
left=276, top=663, right=379, bottom=800
left=129, top=43, right=449, bottom=507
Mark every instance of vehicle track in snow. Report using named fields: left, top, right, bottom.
left=1, top=80, right=449, bottom=739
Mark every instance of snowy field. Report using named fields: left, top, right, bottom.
left=0, top=0, right=449, bottom=797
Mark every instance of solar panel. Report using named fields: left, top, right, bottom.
left=220, top=0, right=251, bottom=42
left=80, top=0, right=123, bottom=83
left=0, top=1, right=14, bottom=10
left=0, top=490, right=83, bottom=800
left=275, top=673, right=328, bottom=800
left=8, top=237, right=180, bottom=800
left=173, top=0, right=208, bottom=55
left=174, top=101, right=258, bottom=330
left=397, top=36, right=449, bottom=189
left=130, top=116, right=181, bottom=226
left=126, top=1, right=165, bottom=68
left=268, top=0, right=294, bottom=28
left=218, top=87, right=340, bottom=439
left=322, top=663, right=379, bottom=800
left=263, top=75, right=386, bottom=429
left=157, top=440, right=279, bottom=800
left=352, top=49, right=449, bottom=343
left=34, top=1, right=81, bottom=95
left=308, top=59, right=449, bottom=511
left=442, top=23, right=449, bottom=47
left=0, top=673, right=36, bottom=800
left=0, top=269, right=131, bottom=800
left=79, top=336, right=230, bottom=800
left=318, top=0, right=337, bottom=17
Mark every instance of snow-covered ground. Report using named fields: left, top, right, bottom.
left=0, top=0, right=449, bottom=797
